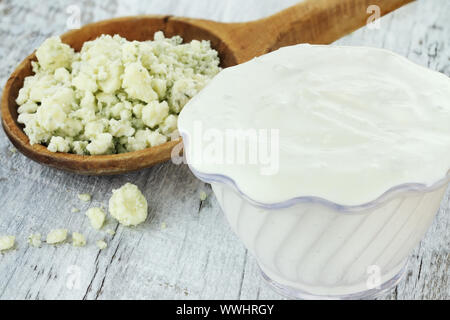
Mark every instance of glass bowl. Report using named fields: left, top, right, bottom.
left=181, top=133, right=450, bottom=299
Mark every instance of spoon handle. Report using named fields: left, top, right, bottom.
left=221, top=0, right=414, bottom=63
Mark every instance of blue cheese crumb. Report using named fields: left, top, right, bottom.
left=46, top=229, right=68, bottom=244
left=0, top=236, right=15, bottom=251
left=86, top=207, right=106, bottom=230
left=96, top=240, right=107, bottom=250
left=72, top=232, right=86, bottom=247
left=28, top=233, right=42, bottom=247
left=109, top=183, right=148, bottom=226
left=78, top=193, right=91, bottom=202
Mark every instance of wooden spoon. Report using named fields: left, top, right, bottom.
left=1, top=0, right=413, bottom=175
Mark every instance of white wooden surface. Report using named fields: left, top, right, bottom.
left=0, top=0, right=449, bottom=300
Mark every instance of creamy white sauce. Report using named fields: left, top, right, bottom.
left=178, top=44, right=450, bottom=206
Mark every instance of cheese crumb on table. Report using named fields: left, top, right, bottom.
left=46, top=229, right=68, bottom=244
left=105, top=229, right=115, bottom=236
left=78, top=193, right=91, bottom=202
left=96, top=240, right=107, bottom=250
left=71, top=207, right=80, bottom=213
left=16, top=32, right=221, bottom=155
left=0, top=236, right=15, bottom=251
left=199, top=191, right=207, bottom=201
left=28, top=233, right=42, bottom=247
left=72, top=232, right=86, bottom=247
left=86, top=207, right=106, bottom=230
left=109, top=183, right=148, bottom=226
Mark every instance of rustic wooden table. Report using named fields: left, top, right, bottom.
left=0, top=0, right=448, bottom=300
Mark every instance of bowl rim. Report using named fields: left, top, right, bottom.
left=180, top=132, right=450, bottom=213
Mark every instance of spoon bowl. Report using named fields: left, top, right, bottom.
left=1, top=0, right=413, bottom=175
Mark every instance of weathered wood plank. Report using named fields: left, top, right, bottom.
left=0, top=0, right=448, bottom=300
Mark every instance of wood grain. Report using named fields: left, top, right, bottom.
left=176, top=0, right=414, bottom=63
left=1, top=0, right=411, bottom=175
left=0, top=0, right=448, bottom=300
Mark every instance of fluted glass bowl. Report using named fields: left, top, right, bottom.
left=181, top=133, right=450, bottom=299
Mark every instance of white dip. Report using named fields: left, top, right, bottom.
left=179, top=44, right=450, bottom=205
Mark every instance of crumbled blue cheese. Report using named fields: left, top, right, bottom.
left=86, top=207, right=106, bottom=230
left=46, top=229, right=68, bottom=244
left=17, top=32, right=221, bottom=154
left=78, top=193, right=91, bottom=202
left=72, top=232, right=86, bottom=247
left=0, top=236, right=15, bottom=251
left=199, top=191, right=207, bottom=201
left=48, top=136, right=70, bottom=153
left=109, top=183, right=148, bottom=226
left=28, top=233, right=42, bottom=247
left=35, top=37, right=74, bottom=72
left=96, top=240, right=107, bottom=250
